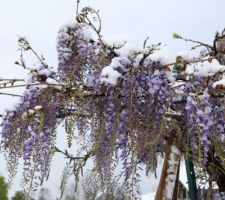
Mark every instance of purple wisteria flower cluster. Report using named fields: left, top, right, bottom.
left=185, top=76, right=225, bottom=165
left=57, top=22, right=105, bottom=85
left=56, top=21, right=171, bottom=198
left=1, top=87, right=58, bottom=191
left=0, top=67, right=62, bottom=193
left=185, top=91, right=213, bottom=164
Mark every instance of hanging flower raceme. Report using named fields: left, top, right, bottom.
left=56, top=21, right=171, bottom=194
left=185, top=74, right=225, bottom=168
left=56, top=19, right=173, bottom=197
left=1, top=86, right=59, bottom=191
left=0, top=65, right=62, bottom=192
left=57, top=22, right=105, bottom=85
left=80, top=56, right=171, bottom=196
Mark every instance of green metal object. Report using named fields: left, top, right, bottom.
left=185, top=159, right=197, bottom=200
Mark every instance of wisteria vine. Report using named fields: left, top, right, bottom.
left=0, top=6, right=224, bottom=200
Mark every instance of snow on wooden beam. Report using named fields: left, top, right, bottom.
left=155, top=135, right=181, bottom=200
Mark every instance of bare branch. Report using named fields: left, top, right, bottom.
left=76, top=0, right=80, bottom=16
left=0, top=78, right=25, bottom=82
left=55, top=146, right=87, bottom=160
left=0, top=92, right=23, bottom=97
left=173, top=33, right=214, bottom=50
left=0, top=82, right=63, bottom=89
left=143, top=36, right=150, bottom=49
left=163, top=57, right=211, bottom=68
left=17, top=36, right=49, bottom=69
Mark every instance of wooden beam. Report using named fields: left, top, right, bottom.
left=155, top=134, right=182, bottom=200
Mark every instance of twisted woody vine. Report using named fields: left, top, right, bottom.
left=0, top=4, right=225, bottom=200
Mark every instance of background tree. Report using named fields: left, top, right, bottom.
left=11, top=191, right=26, bottom=200
left=60, top=182, right=79, bottom=200
left=0, top=175, right=9, bottom=200
left=60, top=171, right=128, bottom=200
left=38, top=188, right=53, bottom=200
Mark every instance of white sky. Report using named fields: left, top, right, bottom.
left=0, top=0, right=225, bottom=198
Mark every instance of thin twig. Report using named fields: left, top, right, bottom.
left=177, top=35, right=214, bottom=50
left=76, top=0, right=80, bottom=16
left=163, top=57, right=210, bottom=67
left=0, top=78, right=25, bottom=82
left=18, top=36, right=48, bottom=69
left=55, top=147, right=84, bottom=160
left=29, top=47, right=48, bottom=68
left=55, top=146, right=92, bottom=161
left=0, top=92, right=23, bottom=97
left=0, top=80, right=25, bottom=88
left=81, top=8, right=118, bottom=56
left=138, top=51, right=153, bottom=67
left=143, top=36, right=150, bottom=49
left=0, top=82, right=63, bottom=89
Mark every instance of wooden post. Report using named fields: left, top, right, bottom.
left=155, top=134, right=182, bottom=200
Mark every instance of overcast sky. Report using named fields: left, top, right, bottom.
left=0, top=0, right=225, bottom=198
